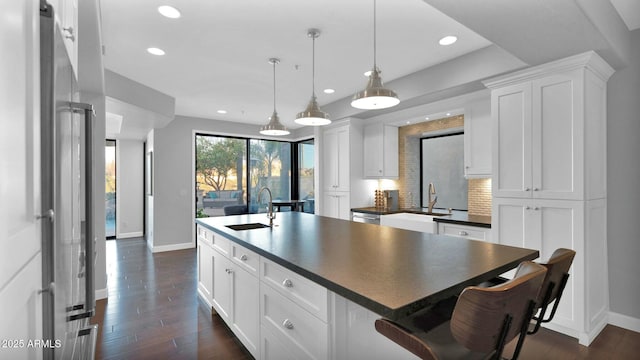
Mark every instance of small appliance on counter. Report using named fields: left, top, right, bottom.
left=374, top=189, right=399, bottom=211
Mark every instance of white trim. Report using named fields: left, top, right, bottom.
left=95, top=287, right=108, bottom=300
left=150, top=241, right=193, bottom=253
left=117, top=231, right=143, bottom=239
left=609, top=311, right=640, bottom=333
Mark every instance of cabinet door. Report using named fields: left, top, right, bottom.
left=464, top=99, right=492, bottom=178
left=335, top=126, right=350, bottom=191
left=232, top=266, right=260, bottom=358
left=197, top=241, right=213, bottom=304
left=492, top=83, right=533, bottom=198
left=323, top=192, right=350, bottom=220
left=532, top=73, right=583, bottom=200
left=323, top=129, right=338, bottom=191
left=212, top=249, right=233, bottom=322
left=363, top=124, right=383, bottom=177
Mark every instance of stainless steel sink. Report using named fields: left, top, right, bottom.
left=226, top=223, right=271, bottom=231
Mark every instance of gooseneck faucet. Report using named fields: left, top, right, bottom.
left=427, top=182, right=438, bottom=213
left=258, top=186, right=276, bottom=226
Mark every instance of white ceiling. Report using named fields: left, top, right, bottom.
left=100, top=0, right=635, bottom=138
left=101, top=0, right=491, bottom=133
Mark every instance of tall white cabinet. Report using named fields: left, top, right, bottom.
left=320, top=119, right=369, bottom=220
left=484, top=51, right=613, bottom=346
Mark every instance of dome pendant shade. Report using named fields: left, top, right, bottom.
left=351, top=67, right=399, bottom=110
left=260, top=110, right=289, bottom=136
left=295, top=28, right=331, bottom=126
left=260, top=58, right=289, bottom=136
left=295, top=95, right=331, bottom=126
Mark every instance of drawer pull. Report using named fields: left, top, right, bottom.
left=225, top=268, right=233, bottom=274
left=240, top=254, right=248, bottom=261
left=282, top=319, right=294, bottom=330
left=458, top=231, right=468, bottom=236
left=282, top=279, right=293, bottom=288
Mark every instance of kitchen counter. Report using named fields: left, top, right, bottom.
left=351, top=207, right=492, bottom=228
left=196, top=212, right=534, bottom=320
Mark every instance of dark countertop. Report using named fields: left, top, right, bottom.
left=196, top=212, right=536, bottom=320
left=351, top=207, right=492, bottom=228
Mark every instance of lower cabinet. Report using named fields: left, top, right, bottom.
left=436, top=222, right=492, bottom=242
left=197, top=238, right=214, bottom=305
left=322, top=191, right=350, bottom=220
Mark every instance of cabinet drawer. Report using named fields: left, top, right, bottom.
left=260, top=257, right=328, bottom=322
left=231, top=243, right=259, bottom=275
left=439, top=223, right=490, bottom=242
left=211, top=232, right=231, bottom=257
left=197, top=225, right=213, bottom=247
left=260, top=282, right=329, bottom=360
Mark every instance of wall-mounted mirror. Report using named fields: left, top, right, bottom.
left=420, top=130, right=467, bottom=210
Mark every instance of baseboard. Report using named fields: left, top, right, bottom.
left=151, top=241, right=194, bottom=253
left=117, top=231, right=143, bottom=239
left=609, top=311, right=640, bottom=333
left=95, top=287, right=108, bottom=300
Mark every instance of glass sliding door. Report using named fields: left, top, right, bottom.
left=297, top=139, right=315, bottom=213
left=105, top=140, right=116, bottom=238
left=249, top=139, right=291, bottom=212
left=195, top=135, right=247, bottom=217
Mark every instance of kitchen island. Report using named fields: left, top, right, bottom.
left=196, top=212, right=538, bottom=359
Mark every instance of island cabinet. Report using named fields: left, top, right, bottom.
left=363, top=123, right=398, bottom=179
left=198, top=226, right=260, bottom=358
left=437, top=222, right=491, bottom=243
left=484, top=51, right=613, bottom=345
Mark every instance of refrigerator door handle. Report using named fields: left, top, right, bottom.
left=69, top=101, right=96, bottom=318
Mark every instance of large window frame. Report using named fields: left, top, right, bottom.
left=195, top=133, right=313, bottom=216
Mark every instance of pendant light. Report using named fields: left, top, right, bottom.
left=295, top=29, right=331, bottom=126
left=260, top=58, right=290, bottom=136
left=351, top=0, right=400, bottom=110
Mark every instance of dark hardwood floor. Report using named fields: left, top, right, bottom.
left=91, top=238, right=639, bottom=359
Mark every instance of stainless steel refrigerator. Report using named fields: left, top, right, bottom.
left=40, top=2, right=98, bottom=359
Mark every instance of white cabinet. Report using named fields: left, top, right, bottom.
left=260, top=258, right=330, bottom=360
left=197, top=225, right=260, bottom=358
left=46, top=0, right=78, bottom=76
left=380, top=213, right=437, bottom=233
left=489, top=65, right=607, bottom=201
left=463, top=98, right=492, bottom=178
left=485, top=51, right=613, bottom=345
left=322, top=192, right=351, bottom=220
left=364, top=124, right=398, bottom=178
left=323, top=125, right=350, bottom=192
left=437, top=222, right=491, bottom=243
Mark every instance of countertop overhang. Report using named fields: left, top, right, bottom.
left=196, top=212, right=536, bottom=319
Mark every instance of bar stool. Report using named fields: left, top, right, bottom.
left=375, top=261, right=547, bottom=360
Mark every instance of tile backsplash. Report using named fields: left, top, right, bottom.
left=391, top=115, right=492, bottom=216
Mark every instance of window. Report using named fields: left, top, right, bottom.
left=420, top=132, right=467, bottom=210
left=195, top=134, right=312, bottom=216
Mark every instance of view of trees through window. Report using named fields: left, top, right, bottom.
left=195, top=134, right=314, bottom=217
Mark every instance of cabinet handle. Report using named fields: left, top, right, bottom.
left=533, top=207, right=539, bottom=211
left=225, top=268, right=233, bottom=274
left=63, top=27, right=75, bottom=42
left=240, top=254, right=248, bottom=261
left=282, top=279, right=293, bottom=288
left=525, top=187, right=531, bottom=191
left=282, top=319, right=294, bottom=330
left=525, top=206, right=531, bottom=210
left=458, top=231, right=468, bottom=236
left=533, top=187, right=539, bottom=191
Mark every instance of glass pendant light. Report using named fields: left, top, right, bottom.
left=260, top=58, right=290, bottom=136
left=295, top=29, right=331, bottom=126
left=351, top=0, right=400, bottom=110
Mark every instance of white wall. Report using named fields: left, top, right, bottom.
left=116, top=139, right=144, bottom=238
left=145, top=129, right=154, bottom=250
left=606, top=28, right=640, bottom=326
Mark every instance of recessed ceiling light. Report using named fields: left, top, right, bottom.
left=425, top=117, right=430, bottom=120
left=323, top=89, right=335, bottom=94
left=364, top=70, right=372, bottom=77
left=217, top=110, right=227, bottom=114
left=158, top=5, right=181, bottom=19
left=406, top=121, right=411, bottom=124
left=446, top=112, right=451, bottom=116
left=147, top=47, right=165, bottom=56
left=439, top=35, right=458, bottom=46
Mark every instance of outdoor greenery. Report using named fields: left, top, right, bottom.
left=196, top=137, right=244, bottom=192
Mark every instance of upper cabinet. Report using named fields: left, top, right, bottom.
left=363, top=124, right=398, bottom=179
left=323, top=125, right=351, bottom=192
left=486, top=53, right=613, bottom=201
left=47, top=0, right=78, bottom=76
left=463, top=98, right=492, bottom=178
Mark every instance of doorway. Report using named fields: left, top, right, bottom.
left=106, top=139, right=116, bottom=239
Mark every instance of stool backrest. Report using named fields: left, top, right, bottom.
left=538, top=248, right=575, bottom=308
left=450, top=261, right=546, bottom=353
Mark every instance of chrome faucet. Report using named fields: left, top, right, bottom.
left=427, top=182, right=438, bottom=213
left=258, top=186, right=275, bottom=226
